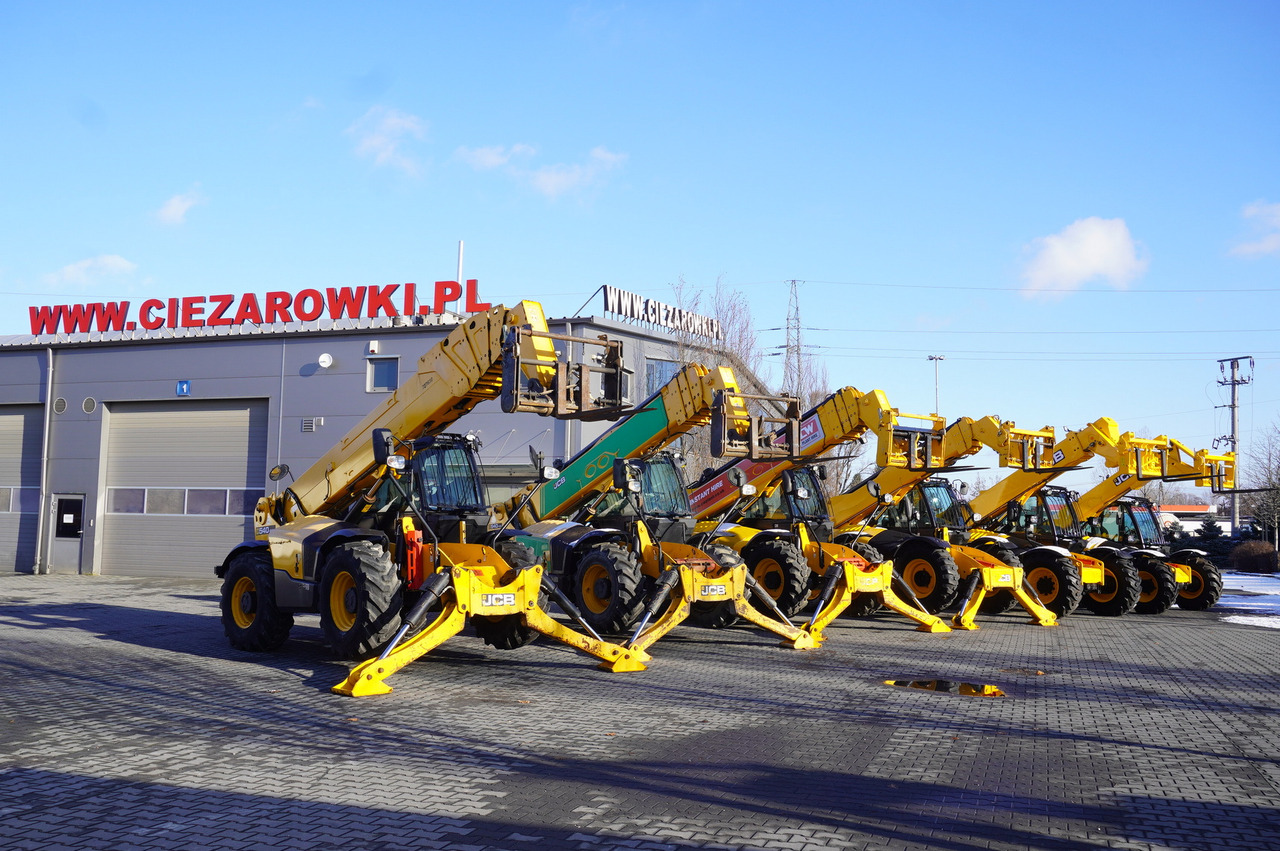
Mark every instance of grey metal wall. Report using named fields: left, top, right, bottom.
left=0, top=405, right=43, bottom=572
left=0, top=313, right=686, bottom=577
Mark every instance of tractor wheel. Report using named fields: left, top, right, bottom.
left=1133, top=555, right=1178, bottom=615
left=689, top=544, right=744, bottom=629
left=841, top=541, right=885, bottom=617
left=573, top=542, right=646, bottom=634
left=745, top=538, right=812, bottom=617
left=472, top=540, right=542, bottom=650
left=896, top=548, right=960, bottom=614
left=1080, top=553, right=1141, bottom=616
left=220, top=549, right=293, bottom=652
left=1175, top=554, right=1224, bottom=611
left=1022, top=552, right=1084, bottom=617
left=319, top=540, right=403, bottom=659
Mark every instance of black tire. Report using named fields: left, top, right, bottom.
left=1175, top=554, right=1224, bottom=611
left=841, top=541, right=885, bottom=618
left=572, top=542, right=646, bottom=634
left=1133, top=555, right=1178, bottom=615
left=689, top=543, right=743, bottom=629
left=975, top=548, right=1023, bottom=615
left=1080, top=552, right=1141, bottom=616
left=1021, top=551, right=1084, bottom=617
left=220, top=549, right=294, bottom=652
left=472, top=539, right=542, bottom=650
left=744, top=538, right=812, bottom=618
left=319, top=540, right=404, bottom=659
left=895, top=547, right=960, bottom=614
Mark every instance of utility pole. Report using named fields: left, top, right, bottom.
left=928, top=355, right=945, bottom=415
left=1216, top=355, right=1254, bottom=532
left=784, top=280, right=803, bottom=397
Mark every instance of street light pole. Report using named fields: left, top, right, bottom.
left=928, top=355, right=945, bottom=414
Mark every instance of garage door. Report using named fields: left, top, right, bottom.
left=100, top=399, right=268, bottom=577
left=0, top=405, right=43, bottom=573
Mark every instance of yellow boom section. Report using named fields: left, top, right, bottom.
left=263, top=301, right=557, bottom=524
left=966, top=417, right=1121, bottom=521
left=688, top=386, right=943, bottom=520
left=1072, top=435, right=1235, bottom=521
left=827, top=415, right=1054, bottom=528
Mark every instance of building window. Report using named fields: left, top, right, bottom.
left=646, top=359, right=680, bottom=396
left=107, top=487, right=263, bottom=516
left=367, top=356, right=400, bottom=393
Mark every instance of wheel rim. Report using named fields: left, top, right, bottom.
left=1089, top=568, right=1118, bottom=604
left=580, top=563, right=612, bottom=614
left=231, top=575, right=257, bottom=629
left=753, top=558, right=785, bottom=599
left=1179, top=570, right=1204, bottom=600
left=328, top=570, right=358, bottom=633
left=1138, top=570, right=1158, bottom=604
left=1026, top=567, right=1059, bottom=604
left=904, top=558, right=936, bottom=597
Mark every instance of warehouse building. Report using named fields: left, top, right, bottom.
left=0, top=282, right=742, bottom=578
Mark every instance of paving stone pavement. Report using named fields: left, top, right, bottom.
left=1, top=574, right=1278, bottom=851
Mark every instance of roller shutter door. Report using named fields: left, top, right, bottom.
left=100, top=399, right=267, bottom=577
left=0, top=405, right=43, bottom=573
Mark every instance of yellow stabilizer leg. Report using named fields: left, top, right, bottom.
left=606, top=573, right=695, bottom=667
left=802, top=563, right=853, bottom=644
left=879, top=586, right=951, bottom=633
left=1010, top=580, right=1058, bottom=627
left=333, top=603, right=467, bottom=696
left=951, top=576, right=987, bottom=631
left=335, top=564, right=647, bottom=695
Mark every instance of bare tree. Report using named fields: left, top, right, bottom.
left=1242, top=420, right=1280, bottom=547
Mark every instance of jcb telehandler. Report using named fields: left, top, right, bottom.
left=1070, top=434, right=1233, bottom=611
left=821, top=416, right=1062, bottom=629
left=684, top=386, right=950, bottom=633
left=972, top=421, right=1233, bottom=615
left=492, top=361, right=820, bottom=666
left=216, top=302, right=649, bottom=695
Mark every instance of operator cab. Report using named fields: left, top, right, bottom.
left=362, top=433, right=492, bottom=545
left=735, top=466, right=835, bottom=542
left=1088, top=497, right=1163, bottom=547
left=882, top=478, right=973, bottom=539
left=996, top=486, right=1083, bottom=546
left=586, top=452, right=695, bottom=544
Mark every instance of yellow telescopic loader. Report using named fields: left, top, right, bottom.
left=215, top=302, right=647, bottom=695
left=492, top=362, right=817, bottom=669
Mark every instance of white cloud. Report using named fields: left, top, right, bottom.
left=526, top=146, right=627, bottom=200
left=455, top=144, right=536, bottom=170
left=1230, top=200, right=1280, bottom=257
left=45, top=255, right=137, bottom=288
left=346, top=106, right=427, bottom=176
left=157, top=186, right=205, bottom=225
left=1020, top=217, right=1148, bottom=297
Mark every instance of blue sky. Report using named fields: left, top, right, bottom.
left=2, top=1, right=1278, bottom=493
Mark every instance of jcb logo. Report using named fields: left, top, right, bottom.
left=699, top=584, right=728, bottom=598
left=480, top=593, right=516, bottom=608
left=999, top=573, right=1013, bottom=584
left=1113, top=473, right=1132, bottom=485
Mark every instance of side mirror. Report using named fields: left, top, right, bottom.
left=728, top=467, right=748, bottom=488
left=816, top=465, right=828, bottom=481
left=612, top=458, right=642, bottom=494
left=269, top=464, right=291, bottom=482
left=372, top=428, right=394, bottom=466
left=866, top=481, right=882, bottom=499
left=958, top=481, right=970, bottom=496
